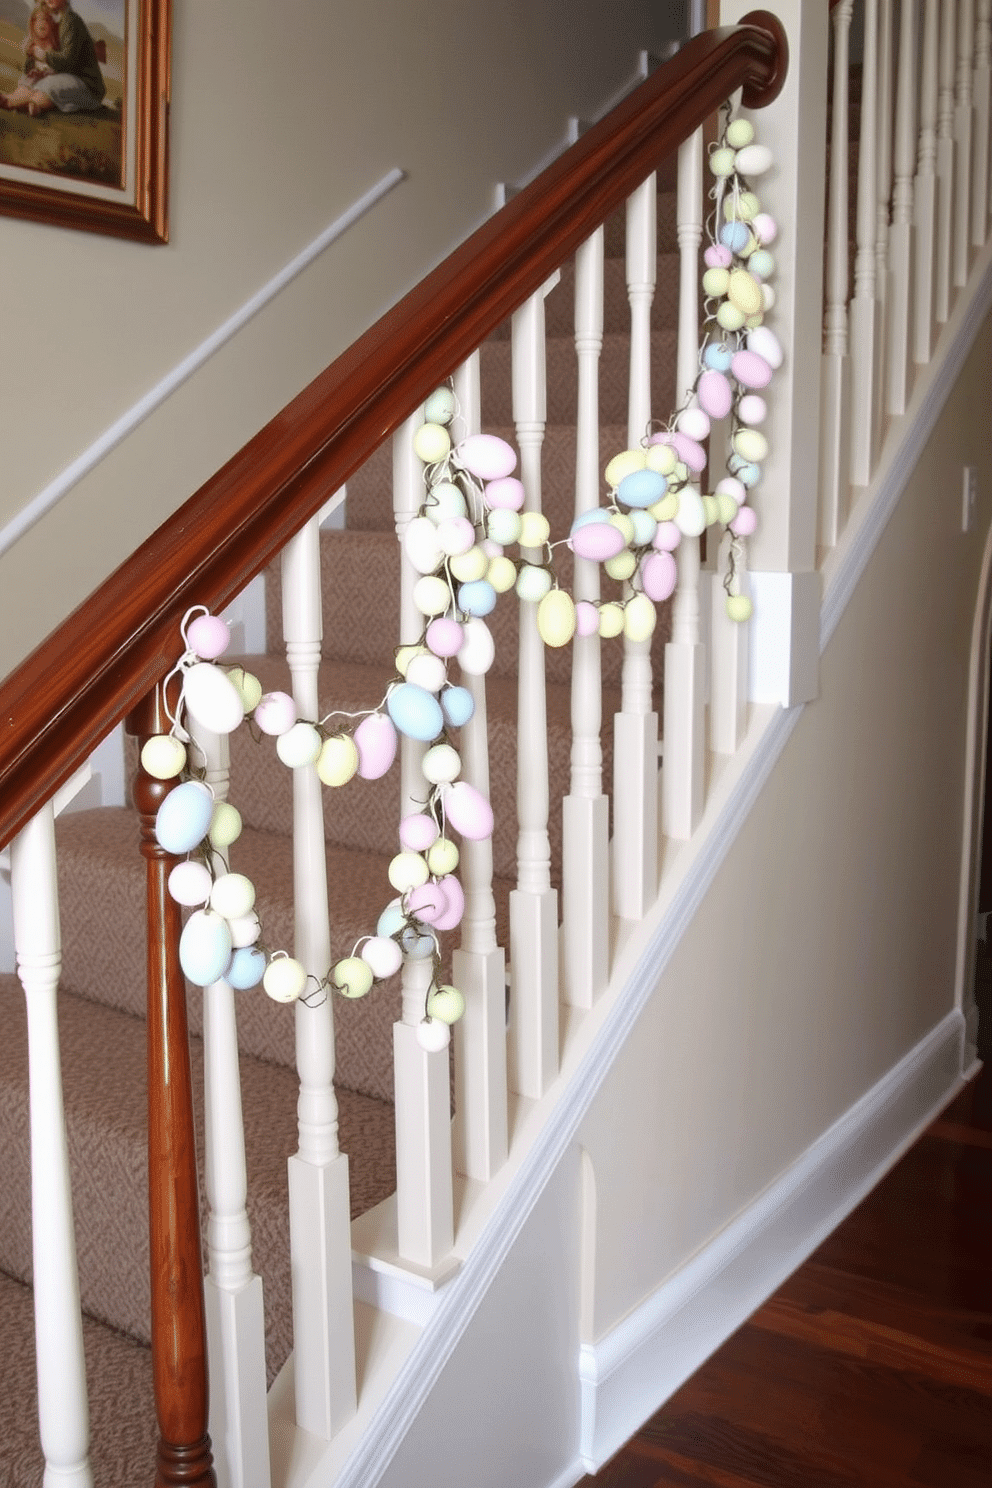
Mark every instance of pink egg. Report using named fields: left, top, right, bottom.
left=716, top=476, right=747, bottom=502
left=485, top=477, right=526, bottom=510
left=443, top=781, right=494, bottom=841
left=426, top=617, right=464, bottom=657
left=458, top=434, right=517, bottom=480
left=187, top=614, right=230, bottom=660
left=704, top=244, right=733, bottom=268
left=730, top=504, right=759, bottom=536
left=697, top=369, right=733, bottom=420
left=355, top=712, right=398, bottom=779
left=652, top=431, right=706, bottom=472
left=731, top=349, right=773, bottom=389
left=399, top=813, right=440, bottom=851
left=431, top=875, right=465, bottom=931
left=570, top=523, right=626, bottom=562
left=254, top=691, right=296, bottom=736
left=575, top=601, right=600, bottom=637
left=406, top=880, right=448, bottom=925
left=752, top=212, right=777, bottom=244
left=652, top=521, right=682, bottom=552
left=641, top=551, right=677, bottom=602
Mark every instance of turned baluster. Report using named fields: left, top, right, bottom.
left=850, top=0, right=881, bottom=486
left=972, top=1, right=991, bottom=242
left=914, top=0, right=940, bottom=365
left=886, top=0, right=918, bottom=416
left=936, top=0, right=958, bottom=323
left=128, top=682, right=216, bottom=1488
left=818, top=0, right=853, bottom=550
left=955, top=0, right=976, bottom=286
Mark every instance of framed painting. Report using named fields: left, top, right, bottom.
left=0, top=0, right=170, bottom=242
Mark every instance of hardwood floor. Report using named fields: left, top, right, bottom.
left=579, top=1057, right=992, bottom=1488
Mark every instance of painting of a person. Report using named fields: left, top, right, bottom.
left=1, top=0, right=106, bottom=116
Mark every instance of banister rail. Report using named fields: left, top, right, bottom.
left=0, top=11, right=786, bottom=853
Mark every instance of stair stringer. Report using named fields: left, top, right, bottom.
left=266, top=247, right=992, bottom=1488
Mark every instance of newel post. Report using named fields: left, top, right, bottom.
left=720, top=0, right=825, bottom=707
left=128, top=681, right=216, bottom=1488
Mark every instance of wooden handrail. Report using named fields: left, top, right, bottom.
left=0, top=12, right=786, bottom=852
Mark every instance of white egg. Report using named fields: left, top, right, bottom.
left=182, top=662, right=245, bottom=736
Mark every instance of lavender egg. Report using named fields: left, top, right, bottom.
left=355, top=712, right=398, bottom=779
left=571, top=521, right=626, bottom=562
left=731, top=349, right=773, bottom=389
left=669, top=432, right=707, bottom=473
left=443, top=780, right=494, bottom=841
left=186, top=614, right=230, bottom=660
left=155, top=780, right=213, bottom=855
left=575, top=601, right=600, bottom=637
left=426, top=617, right=464, bottom=657
left=386, top=682, right=444, bottom=742
left=485, top=476, right=526, bottom=511
left=255, top=691, right=297, bottom=736
left=458, top=434, right=517, bottom=480
left=399, top=813, right=439, bottom=852
left=698, top=369, right=733, bottom=420
left=703, top=244, right=732, bottom=269
left=641, top=550, right=677, bottom=602
left=405, top=880, right=448, bottom=925
left=431, top=874, right=465, bottom=931
left=730, top=505, right=759, bottom=537
left=652, top=520, right=682, bottom=552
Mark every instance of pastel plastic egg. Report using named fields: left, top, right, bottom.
left=761, top=283, right=776, bottom=312
left=652, top=520, right=681, bottom=552
left=413, top=575, right=451, bottom=616
left=396, top=644, right=427, bottom=677
left=609, top=511, right=635, bottom=544
left=719, top=221, right=751, bottom=253
left=355, top=712, right=398, bottom=779
left=458, top=434, right=517, bottom=480
left=405, top=652, right=447, bottom=693
left=726, top=189, right=761, bottom=222
left=604, top=549, right=637, bottom=582
left=389, top=851, right=430, bottom=892
left=738, top=394, right=767, bottom=425
left=425, top=481, right=467, bottom=523
left=702, top=495, right=720, bottom=526
left=141, top=734, right=187, bottom=781
left=726, top=594, right=754, bottom=622
left=734, top=460, right=761, bottom=488
left=487, top=556, right=518, bottom=593
left=570, top=521, right=626, bottom=562
left=515, top=565, right=553, bottom=602
left=702, top=266, right=730, bottom=297
left=210, top=872, right=256, bottom=920
left=668, top=432, right=707, bottom=473
left=228, top=946, right=266, bottom=990
left=361, top=936, right=403, bottom=979
left=645, top=444, right=678, bottom=480
left=422, top=743, right=461, bottom=784
left=698, top=369, right=733, bottom=420
left=187, top=614, right=230, bottom=660
left=703, top=342, right=734, bottom=372
left=649, top=493, right=678, bottom=523
left=183, top=662, right=245, bottom=736
left=716, top=493, right=740, bottom=525
left=481, top=537, right=504, bottom=559
left=317, top=733, right=359, bottom=787
left=426, top=837, right=459, bottom=876
left=424, top=386, right=456, bottom=424
left=209, top=801, right=242, bottom=849
left=426, top=985, right=465, bottom=1024
left=443, top=780, right=494, bottom=840
left=404, top=515, right=443, bottom=574
left=576, top=601, right=600, bottom=636
left=731, top=349, right=773, bottom=389
left=745, top=313, right=764, bottom=331
left=441, top=685, right=475, bottom=728
left=227, top=668, right=263, bottom=712
left=168, top=860, right=212, bottom=907
left=730, top=504, right=759, bottom=537
left=155, top=780, right=214, bottom=855
left=708, top=146, right=737, bottom=176
left=717, top=301, right=746, bottom=332
left=641, top=550, right=677, bottom=602
left=518, top=511, right=550, bottom=548
left=734, top=428, right=769, bottom=463
left=704, top=243, right=733, bottom=269
left=376, top=900, right=407, bottom=939
left=400, top=813, right=439, bottom=851
left=405, top=880, right=448, bottom=924
left=677, top=407, right=711, bottom=441
left=387, top=683, right=444, bottom=742
left=727, top=268, right=763, bottom=317
left=537, top=589, right=576, bottom=648
left=228, top=912, right=261, bottom=948
left=618, top=468, right=668, bottom=509
left=716, top=476, right=747, bottom=503
left=598, top=603, right=625, bottom=638
left=400, top=921, right=437, bottom=958
left=413, top=422, right=451, bottom=463
left=417, top=1019, right=451, bottom=1052
left=623, top=592, right=657, bottom=642
left=725, top=118, right=754, bottom=148
left=484, top=476, right=525, bottom=510
left=263, top=956, right=308, bottom=1004
left=735, top=143, right=773, bottom=176
left=629, top=509, right=657, bottom=546
left=180, top=910, right=233, bottom=988
left=458, top=578, right=498, bottom=616
left=426, top=617, right=464, bottom=657
left=431, top=874, right=465, bottom=931
left=276, top=722, right=322, bottom=769
left=333, top=957, right=375, bottom=999
left=747, top=325, right=784, bottom=370
left=458, top=617, right=495, bottom=675
left=255, top=691, right=297, bottom=736
left=748, top=248, right=775, bottom=280
left=675, top=487, right=707, bottom=537
left=436, top=517, right=476, bottom=557
left=487, top=509, right=522, bottom=545
left=604, top=449, right=647, bottom=487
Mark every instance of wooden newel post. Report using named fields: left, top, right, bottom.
left=127, top=681, right=216, bottom=1488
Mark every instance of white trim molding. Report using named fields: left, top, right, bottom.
left=577, top=1009, right=967, bottom=1472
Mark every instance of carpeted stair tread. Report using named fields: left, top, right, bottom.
left=0, top=976, right=396, bottom=1380
left=0, top=1267, right=157, bottom=1487
left=480, top=327, right=677, bottom=427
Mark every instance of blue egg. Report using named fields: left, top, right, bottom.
left=179, top=909, right=233, bottom=988
left=571, top=508, right=613, bottom=533
left=155, top=780, right=213, bottom=855
left=227, top=946, right=266, bottom=990
left=386, top=682, right=444, bottom=742
left=629, top=509, right=658, bottom=546
left=703, top=342, right=734, bottom=372
left=720, top=221, right=751, bottom=253
left=458, top=579, right=497, bottom=617
left=400, top=923, right=436, bottom=958
left=618, top=469, right=667, bottom=509
left=377, top=902, right=406, bottom=939
left=728, top=456, right=761, bottom=487
left=442, top=685, right=475, bottom=728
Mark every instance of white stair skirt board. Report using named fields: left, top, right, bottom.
left=578, top=1008, right=968, bottom=1473
left=747, top=570, right=821, bottom=707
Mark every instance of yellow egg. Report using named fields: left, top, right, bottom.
left=717, top=302, right=746, bottom=331
left=726, top=594, right=754, bottom=623
left=604, top=549, right=637, bottom=581
left=426, top=838, right=460, bottom=875
left=726, top=118, right=754, bottom=149
left=537, top=589, right=577, bottom=648
left=604, top=449, right=647, bottom=488
left=709, top=146, right=737, bottom=177
left=703, top=267, right=731, bottom=298
left=208, top=802, right=242, bottom=849
left=317, top=734, right=359, bottom=787
left=649, top=492, right=679, bottom=522
left=141, top=734, right=187, bottom=781
left=623, top=593, right=657, bottom=642
left=488, top=555, right=518, bottom=593
left=413, top=422, right=451, bottom=463
left=598, top=603, right=625, bottom=638
left=645, top=444, right=677, bottom=477
left=608, top=512, right=634, bottom=544
left=716, top=493, right=740, bottom=525
left=518, top=511, right=551, bottom=549
left=448, top=545, right=488, bottom=582
left=727, top=269, right=763, bottom=317
left=413, top=575, right=451, bottom=616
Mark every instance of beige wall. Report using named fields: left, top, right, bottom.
left=0, top=0, right=676, bottom=678
left=581, top=308, right=992, bottom=1341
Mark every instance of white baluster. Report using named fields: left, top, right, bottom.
left=663, top=127, right=706, bottom=840
left=393, top=414, right=454, bottom=1266
left=561, top=229, right=610, bottom=1015
left=974, top=1, right=991, bottom=243
left=613, top=178, right=659, bottom=920
left=282, top=519, right=357, bottom=1437
left=851, top=0, right=882, bottom=486
left=936, top=0, right=959, bottom=323
left=451, top=353, right=508, bottom=1181
left=11, top=802, right=92, bottom=1488
left=194, top=724, right=270, bottom=1488
left=955, top=0, right=976, bottom=285
left=508, top=289, right=560, bottom=1084
left=819, top=0, right=854, bottom=547
left=873, top=0, right=895, bottom=446
left=887, top=0, right=918, bottom=416
left=914, top=0, right=941, bottom=365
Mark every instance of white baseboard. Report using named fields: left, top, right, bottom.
left=578, top=1007, right=967, bottom=1472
